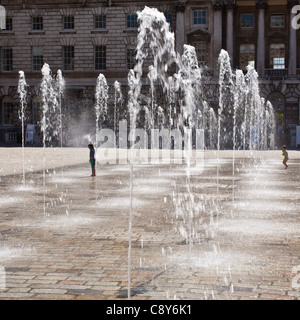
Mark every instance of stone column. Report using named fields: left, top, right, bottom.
left=288, top=0, right=299, bottom=77
left=255, top=0, right=267, bottom=77
left=213, top=0, right=223, bottom=70
left=225, top=0, right=236, bottom=65
left=175, top=0, right=187, bottom=56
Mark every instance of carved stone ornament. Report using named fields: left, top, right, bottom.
left=175, top=0, right=187, bottom=13
left=212, top=0, right=224, bottom=11
left=255, top=0, right=268, bottom=10
left=224, top=0, right=236, bottom=9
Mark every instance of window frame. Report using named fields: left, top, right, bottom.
left=32, top=47, right=44, bottom=72
left=32, top=16, right=43, bottom=31
left=5, top=17, right=12, bottom=31
left=2, top=99, right=14, bottom=126
left=94, top=45, right=106, bottom=71
left=273, top=57, right=285, bottom=69
left=241, top=13, right=254, bottom=29
left=193, top=41, right=208, bottom=65
left=126, top=47, right=137, bottom=70
left=94, top=14, right=106, bottom=29
left=239, top=44, right=256, bottom=70
left=32, top=97, right=42, bottom=125
left=192, top=9, right=207, bottom=26
left=63, top=15, right=75, bottom=30
left=164, top=13, right=172, bottom=28
left=63, top=45, right=75, bottom=71
left=126, top=14, right=138, bottom=29
left=270, top=13, right=285, bottom=28
left=270, top=43, right=285, bottom=69
left=1, top=47, right=13, bottom=72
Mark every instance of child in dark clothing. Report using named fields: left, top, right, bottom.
left=88, top=143, right=96, bottom=176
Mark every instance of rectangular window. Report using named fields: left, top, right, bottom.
left=3, top=101, right=14, bottom=125
left=63, top=46, right=74, bottom=71
left=32, top=16, right=43, bottom=30
left=94, top=15, right=106, bottom=29
left=32, top=99, right=42, bottom=124
left=193, top=10, right=207, bottom=26
left=1, top=48, right=13, bottom=71
left=270, top=44, right=285, bottom=69
left=164, top=13, right=172, bottom=28
left=95, top=46, right=106, bottom=70
left=240, top=44, right=255, bottom=70
left=194, top=41, right=207, bottom=65
left=241, top=14, right=254, bottom=28
left=32, top=47, right=44, bottom=71
left=126, top=14, right=138, bottom=28
left=5, top=17, right=12, bottom=31
left=271, top=14, right=284, bottom=28
left=126, top=48, right=136, bottom=70
left=63, top=16, right=74, bottom=30
left=273, top=57, right=285, bottom=69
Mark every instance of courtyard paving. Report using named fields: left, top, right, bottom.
left=0, top=147, right=300, bottom=300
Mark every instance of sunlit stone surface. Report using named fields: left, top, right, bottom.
left=0, top=148, right=299, bottom=300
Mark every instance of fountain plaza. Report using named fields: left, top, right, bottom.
left=1, top=7, right=300, bottom=301
left=0, top=147, right=300, bottom=300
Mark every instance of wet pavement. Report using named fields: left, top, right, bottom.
left=0, top=148, right=300, bottom=300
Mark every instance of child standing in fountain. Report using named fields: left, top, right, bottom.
left=282, top=145, right=289, bottom=169
left=88, top=143, right=96, bottom=176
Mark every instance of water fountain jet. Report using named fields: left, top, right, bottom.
left=17, top=70, right=28, bottom=187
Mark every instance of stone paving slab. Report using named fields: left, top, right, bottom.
left=0, top=148, right=300, bottom=300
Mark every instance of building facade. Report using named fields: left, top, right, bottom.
left=0, top=0, right=299, bottom=147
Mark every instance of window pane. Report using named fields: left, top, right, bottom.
left=63, top=46, right=74, bottom=70
left=5, top=17, right=12, bottom=31
left=32, top=16, right=43, bottom=30
left=271, top=14, right=284, bottom=27
left=126, top=14, right=138, bottom=28
left=164, top=13, right=172, bottom=28
left=63, top=16, right=74, bottom=29
left=95, top=46, right=106, bottom=70
left=194, top=41, right=207, bottom=64
left=94, top=15, right=106, bottom=29
left=2, top=48, right=13, bottom=71
left=32, top=47, right=43, bottom=71
left=241, top=14, right=254, bottom=28
left=270, top=44, right=285, bottom=69
left=273, top=57, right=285, bottom=69
left=32, top=98, right=42, bottom=124
left=126, top=48, right=136, bottom=70
left=3, top=101, right=14, bottom=125
left=193, top=10, right=206, bottom=25
left=240, top=44, right=255, bottom=70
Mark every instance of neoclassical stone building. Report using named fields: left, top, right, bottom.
left=0, top=0, right=299, bottom=147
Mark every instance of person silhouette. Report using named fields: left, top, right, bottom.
left=282, top=145, right=289, bottom=169
left=88, top=143, right=96, bottom=176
